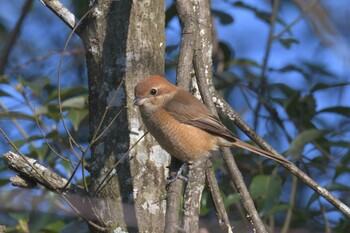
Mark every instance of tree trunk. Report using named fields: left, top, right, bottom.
left=81, top=1, right=168, bottom=232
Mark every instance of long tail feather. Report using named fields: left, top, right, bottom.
left=232, top=139, right=291, bottom=165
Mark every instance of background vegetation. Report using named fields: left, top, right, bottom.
left=0, top=0, right=349, bottom=232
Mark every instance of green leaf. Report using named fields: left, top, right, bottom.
left=270, top=64, right=309, bottom=79
left=317, top=106, right=350, bottom=118
left=311, top=82, right=350, bottom=93
left=234, top=1, right=287, bottom=27
left=279, top=38, right=299, bottom=49
left=28, top=143, right=49, bottom=160
left=304, top=63, right=334, bottom=77
left=212, top=9, right=234, bottom=25
left=0, top=89, right=13, bottom=97
left=0, top=111, right=35, bottom=121
left=219, top=42, right=232, bottom=63
left=61, top=95, right=87, bottom=109
left=249, top=175, right=282, bottom=215
left=287, top=129, right=329, bottom=158
left=19, top=76, right=51, bottom=98
left=231, top=58, right=260, bottom=67
left=40, top=220, right=65, bottom=233
left=67, top=109, right=88, bottom=131
left=200, top=191, right=210, bottom=215
left=273, top=83, right=299, bottom=97
left=223, top=193, right=240, bottom=207
left=46, top=86, right=88, bottom=103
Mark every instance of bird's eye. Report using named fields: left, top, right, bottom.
left=150, top=89, right=157, bottom=96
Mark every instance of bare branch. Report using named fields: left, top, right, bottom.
left=4, top=151, right=82, bottom=194
left=39, top=0, right=78, bottom=30
left=206, top=161, right=233, bottom=233
left=9, top=175, right=37, bottom=189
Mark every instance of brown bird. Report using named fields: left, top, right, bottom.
left=134, top=75, right=290, bottom=165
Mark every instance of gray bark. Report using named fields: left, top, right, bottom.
left=81, top=1, right=168, bottom=232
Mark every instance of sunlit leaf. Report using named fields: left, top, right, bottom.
left=223, top=193, right=240, bottom=206
left=67, top=109, right=88, bottom=131
left=287, top=129, right=329, bottom=159
left=61, top=95, right=87, bottom=109
left=46, top=87, right=88, bottom=104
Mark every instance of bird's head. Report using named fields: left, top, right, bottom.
left=134, top=75, right=176, bottom=112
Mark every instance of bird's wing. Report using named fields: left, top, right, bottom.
left=163, top=88, right=291, bottom=165
left=163, top=88, right=237, bottom=142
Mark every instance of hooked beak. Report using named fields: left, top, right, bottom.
left=133, top=97, right=142, bottom=106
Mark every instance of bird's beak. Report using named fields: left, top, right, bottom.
left=133, top=97, right=142, bottom=106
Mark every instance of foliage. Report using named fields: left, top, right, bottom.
left=0, top=0, right=349, bottom=232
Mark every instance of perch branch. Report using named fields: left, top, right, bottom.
left=192, top=0, right=268, bottom=232
left=182, top=161, right=206, bottom=233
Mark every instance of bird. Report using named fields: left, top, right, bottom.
left=133, top=75, right=290, bottom=166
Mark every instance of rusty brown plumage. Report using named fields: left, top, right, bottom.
left=134, top=75, right=290, bottom=165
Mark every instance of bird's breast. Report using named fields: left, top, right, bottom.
left=140, top=109, right=217, bottom=163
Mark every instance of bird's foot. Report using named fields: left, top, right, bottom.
left=167, top=163, right=188, bottom=185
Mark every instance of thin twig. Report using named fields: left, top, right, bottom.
left=3, top=48, right=83, bottom=79
left=0, top=0, right=33, bottom=74
left=273, top=0, right=320, bottom=40
left=253, top=0, right=279, bottom=131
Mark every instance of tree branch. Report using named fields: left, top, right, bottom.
left=175, top=0, right=196, bottom=88
left=164, top=1, right=197, bottom=232
left=205, top=161, right=233, bottom=233
left=4, top=151, right=83, bottom=194
left=212, top=93, right=350, bottom=219
left=182, top=161, right=206, bottom=233
left=192, top=0, right=268, bottom=232
left=39, top=0, right=78, bottom=31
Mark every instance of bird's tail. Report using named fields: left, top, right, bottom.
left=232, top=139, right=291, bottom=165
